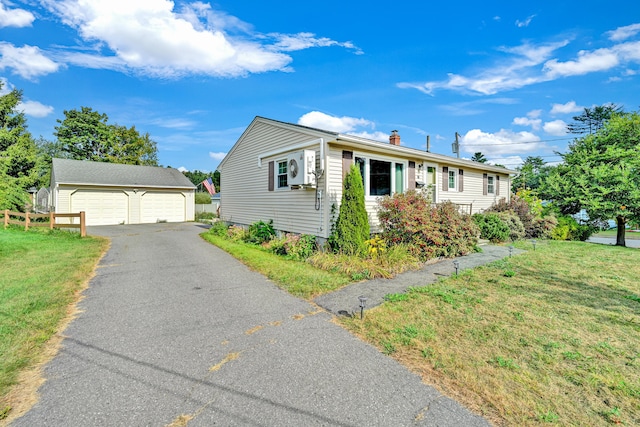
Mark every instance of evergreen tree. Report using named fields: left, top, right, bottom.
left=333, top=164, right=369, bottom=255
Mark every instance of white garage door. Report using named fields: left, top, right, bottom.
left=141, top=191, right=186, bottom=223
left=71, top=190, right=129, bottom=226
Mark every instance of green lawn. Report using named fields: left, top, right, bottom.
left=0, top=227, right=107, bottom=421
left=341, top=240, right=640, bottom=426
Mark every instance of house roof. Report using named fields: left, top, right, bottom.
left=51, top=158, right=196, bottom=189
left=220, top=116, right=515, bottom=175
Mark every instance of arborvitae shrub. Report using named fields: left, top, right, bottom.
left=473, top=213, right=510, bottom=243
left=333, top=164, right=369, bottom=255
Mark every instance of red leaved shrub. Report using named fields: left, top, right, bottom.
left=377, top=191, right=479, bottom=260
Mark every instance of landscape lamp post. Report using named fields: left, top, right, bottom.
left=453, top=260, right=460, bottom=276
left=531, top=239, right=537, bottom=251
left=509, top=245, right=514, bottom=257
left=358, top=296, right=367, bottom=320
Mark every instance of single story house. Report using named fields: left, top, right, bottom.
left=50, top=158, right=196, bottom=226
left=217, top=116, right=514, bottom=239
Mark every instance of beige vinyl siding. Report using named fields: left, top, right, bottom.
left=220, top=120, right=331, bottom=237
left=436, top=167, right=511, bottom=213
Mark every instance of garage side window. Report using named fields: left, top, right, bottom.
left=277, top=160, right=288, bottom=188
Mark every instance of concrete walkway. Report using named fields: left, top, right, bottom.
left=315, top=245, right=523, bottom=316
left=13, top=223, right=490, bottom=427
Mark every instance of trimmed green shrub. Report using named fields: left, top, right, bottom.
left=332, top=164, right=369, bottom=255
left=473, top=213, right=510, bottom=243
left=485, top=195, right=536, bottom=237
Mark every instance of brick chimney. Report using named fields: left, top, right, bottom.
left=389, top=130, right=400, bottom=146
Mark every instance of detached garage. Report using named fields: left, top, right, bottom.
left=51, top=158, right=196, bottom=226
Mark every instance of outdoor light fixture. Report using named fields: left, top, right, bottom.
left=531, top=239, right=537, bottom=251
left=358, top=296, right=367, bottom=320
left=453, top=260, right=460, bottom=276
left=509, top=245, right=514, bottom=257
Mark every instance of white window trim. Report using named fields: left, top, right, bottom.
left=487, top=175, right=495, bottom=194
left=276, top=159, right=288, bottom=190
left=354, top=154, right=406, bottom=199
left=448, top=167, right=458, bottom=192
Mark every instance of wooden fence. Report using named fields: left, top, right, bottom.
left=2, top=210, right=86, bottom=237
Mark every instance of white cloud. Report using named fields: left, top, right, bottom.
left=398, top=24, right=640, bottom=96
left=0, top=43, right=60, bottom=80
left=0, top=2, right=35, bottom=28
left=488, top=156, right=524, bottom=168
left=607, top=23, right=640, bottom=41
left=209, top=152, right=227, bottom=161
left=512, top=116, right=541, bottom=130
left=543, top=120, right=568, bottom=136
left=268, top=32, right=363, bottom=54
left=550, top=101, right=583, bottom=115
left=515, top=14, right=536, bottom=28
left=177, top=166, right=188, bottom=172
left=461, top=128, right=544, bottom=156
left=298, top=111, right=374, bottom=133
left=348, top=131, right=389, bottom=142
left=17, top=100, right=54, bottom=117
left=544, top=47, right=620, bottom=78
left=398, top=40, right=569, bottom=95
left=40, top=0, right=360, bottom=78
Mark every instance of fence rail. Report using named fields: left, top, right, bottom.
left=2, top=210, right=86, bottom=237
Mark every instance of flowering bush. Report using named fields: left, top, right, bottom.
left=377, top=191, right=479, bottom=260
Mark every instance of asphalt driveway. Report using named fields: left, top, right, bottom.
left=13, top=222, right=489, bottom=426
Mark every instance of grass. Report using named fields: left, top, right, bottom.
left=200, top=233, right=353, bottom=299
left=0, top=227, right=108, bottom=422
left=340, top=240, right=640, bottom=426
left=594, top=229, right=640, bottom=240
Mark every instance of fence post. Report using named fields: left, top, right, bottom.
left=80, top=211, right=86, bottom=237
left=3, top=210, right=7, bottom=229
left=25, top=212, right=30, bottom=231
left=49, top=211, right=55, bottom=230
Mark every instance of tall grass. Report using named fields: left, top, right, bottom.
left=0, top=228, right=108, bottom=421
left=341, top=240, right=640, bottom=426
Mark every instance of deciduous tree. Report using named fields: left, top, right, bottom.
left=54, top=107, right=158, bottom=165
left=0, top=84, right=40, bottom=210
left=545, top=111, right=640, bottom=246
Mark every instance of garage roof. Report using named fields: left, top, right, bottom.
left=52, top=158, right=196, bottom=189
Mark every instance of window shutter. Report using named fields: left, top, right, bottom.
left=408, top=161, right=416, bottom=189
left=268, top=161, right=274, bottom=191
left=496, top=175, right=500, bottom=196
left=483, top=173, right=488, bottom=196
left=342, top=151, right=353, bottom=179
left=459, top=169, right=464, bottom=192
left=442, top=166, right=448, bottom=192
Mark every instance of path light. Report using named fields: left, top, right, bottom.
left=358, top=296, right=367, bottom=320
left=453, top=260, right=460, bottom=276
left=509, top=245, right=514, bottom=257
left=531, top=239, right=537, bottom=251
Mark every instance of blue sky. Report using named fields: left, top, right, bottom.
left=2, top=1, right=640, bottom=173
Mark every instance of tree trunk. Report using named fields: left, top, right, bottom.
left=616, top=216, right=626, bottom=246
